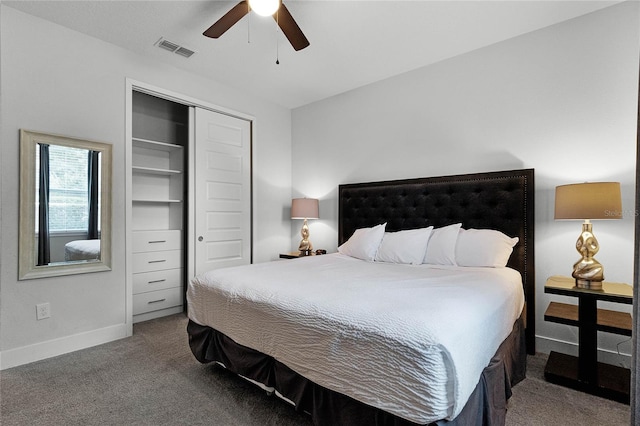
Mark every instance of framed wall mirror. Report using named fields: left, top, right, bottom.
left=19, top=130, right=112, bottom=280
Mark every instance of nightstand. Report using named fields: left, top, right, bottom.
left=543, top=275, right=632, bottom=404
left=279, top=251, right=317, bottom=259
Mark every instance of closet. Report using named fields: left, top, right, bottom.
left=131, top=91, right=189, bottom=323
left=128, top=86, right=252, bottom=324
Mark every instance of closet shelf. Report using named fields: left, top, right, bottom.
left=132, top=137, right=183, bottom=151
left=132, top=198, right=183, bottom=204
left=132, top=166, right=182, bottom=176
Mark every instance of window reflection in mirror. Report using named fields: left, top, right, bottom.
left=19, top=130, right=112, bottom=280
left=35, top=144, right=102, bottom=264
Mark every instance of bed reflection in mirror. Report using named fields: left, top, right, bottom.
left=19, top=130, right=112, bottom=280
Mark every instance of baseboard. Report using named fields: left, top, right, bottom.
left=535, top=335, right=632, bottom=369
left=0, top=323, right=129, bottom=370
left=133, top=306, right=183, bottom=324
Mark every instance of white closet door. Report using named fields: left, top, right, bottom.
left=194, top=108, right=251, bottom=275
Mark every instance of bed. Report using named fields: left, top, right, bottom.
left=187, top=168, right=535, bottom=425
left=64, top=239, right=101, bottom=261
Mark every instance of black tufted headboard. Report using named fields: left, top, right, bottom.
left=338, top=168, right=535, bottom=353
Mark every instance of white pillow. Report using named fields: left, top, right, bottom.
left=375, top=227, right=434, bottom=265
left=455, top=228, right=519, bottom=268
left=338, top=223, right=387, bottom=261
left=423, top=223, right=462, bottom=265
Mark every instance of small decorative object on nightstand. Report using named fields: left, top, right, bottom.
left=279, top=249, right=326, bottom=259
left=543, top=275, right=632, bottom=404
left=554, top=182, right=622, bottom=290
left=280, top=251, right=315, bottom=259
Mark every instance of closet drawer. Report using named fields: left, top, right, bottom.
left=133, top=230, right=182, bottom=253
left=133, top=268, right=182, bottom=294
left=133, top=287, right=183, bottom=315
left=133, top=250, right=182, bottom=274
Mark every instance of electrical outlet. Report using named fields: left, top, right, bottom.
left=36, top=303, right=50, bottom=320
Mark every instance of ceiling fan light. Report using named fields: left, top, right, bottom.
left=249, top=0, right=279, bottom=17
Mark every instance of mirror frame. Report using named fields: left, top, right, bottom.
left=18, top=130, right=112, bottom=280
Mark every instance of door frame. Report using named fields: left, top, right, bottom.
left=124, top=78, right=255, bottom=335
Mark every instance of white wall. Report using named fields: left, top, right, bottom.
left=292, top=2, right=640, bottom=362
left=0, top=5, right=292, bottom=368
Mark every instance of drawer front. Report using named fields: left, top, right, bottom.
left=132, top=250, right=182, bottom=274
left=133, top=287, right=183, bottom=315
left=133, top=268, right=182, bottom=294
left=133, top=230, right=182, bottom=253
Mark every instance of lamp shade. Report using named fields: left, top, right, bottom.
left=555, top=182, right=622, bottom=220
left=291, top=198, right=319, bottom=219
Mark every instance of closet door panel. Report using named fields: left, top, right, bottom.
left=194, top=109, right=251, bottom=276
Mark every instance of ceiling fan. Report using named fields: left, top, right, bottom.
left=203, top=0, right=310, bottom=51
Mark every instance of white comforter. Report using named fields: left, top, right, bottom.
left=187, top=253, right=524, bottom=424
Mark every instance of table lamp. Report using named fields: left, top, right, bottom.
left=291, top=198, right=319, bottom=254
left=554, top=182, right=622, bottom=290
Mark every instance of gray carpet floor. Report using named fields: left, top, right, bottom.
left=0, top=313, right=630, bottom=425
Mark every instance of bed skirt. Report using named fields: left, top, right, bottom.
left=187, top=315, right=526, bottom=426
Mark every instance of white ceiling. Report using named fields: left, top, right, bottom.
left=5, top=1, right=620, bottom=109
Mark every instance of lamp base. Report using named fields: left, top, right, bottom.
left=574, top=279, right=603, bottom=291
left=298, top=218, right=313, bottom=252
left=298, top=242, right=313, bottom=252
left=571, top=221, right=604, bottom=291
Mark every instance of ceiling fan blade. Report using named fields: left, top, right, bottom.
left=203, top=1, right=249, bottom=38
left=274, top=3, right=310, bottom=51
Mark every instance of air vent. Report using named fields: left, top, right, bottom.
left=155, top=38, right=195, bottom=58
left=175, top=46, right=195, bottom=58
left=158, top=39, right=180, bottom=52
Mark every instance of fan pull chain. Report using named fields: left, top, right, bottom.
left=247, top=3, right=252, bottom=44
left=275, top=9, right=280, bottom=64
